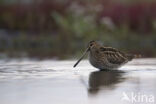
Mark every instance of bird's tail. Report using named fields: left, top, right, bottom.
left=126, top=54, right=141, bottom=61
left=134, top=54, right=142, bottom=58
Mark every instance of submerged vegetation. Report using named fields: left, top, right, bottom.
left=0, top=0, right=156, bottom=59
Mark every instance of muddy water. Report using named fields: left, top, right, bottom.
left=0, top=58, right=156, bottom=104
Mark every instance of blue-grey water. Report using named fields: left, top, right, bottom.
left=0, top=58, right=156, bottom=104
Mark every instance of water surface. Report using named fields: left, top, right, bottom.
left=0, top=58, right=156, bottom=104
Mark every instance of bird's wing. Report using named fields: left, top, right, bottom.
left=100, top=47, right=135, bottom=61
left=100, top=47, right=128, bottom=64
left=100, top=47, right=126, bottom=56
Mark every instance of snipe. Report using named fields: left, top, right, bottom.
left=74, top=41, right=140, bottom=70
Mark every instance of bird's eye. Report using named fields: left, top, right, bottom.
left=90, top=43, right=93, bottom=46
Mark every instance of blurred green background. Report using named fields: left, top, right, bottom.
left=0, top=0, right=156, bottom=59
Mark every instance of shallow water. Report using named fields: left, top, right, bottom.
left=0, top=58, right=156, bottom=104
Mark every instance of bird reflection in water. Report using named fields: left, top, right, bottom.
left=88, top=70, right=126, bottom=95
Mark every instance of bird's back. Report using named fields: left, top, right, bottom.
left=89, top=46, right=134, bottom=70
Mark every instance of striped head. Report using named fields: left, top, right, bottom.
left=73, top=40, right=99, bottom=68
left=88, top=40, right=101, bottom=52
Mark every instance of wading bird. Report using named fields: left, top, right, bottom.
left=74, top=41, right=140, bottom=70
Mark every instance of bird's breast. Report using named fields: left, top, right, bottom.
left=88, top=51, right=104, bottom=69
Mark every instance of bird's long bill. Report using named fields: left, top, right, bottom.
left=73, top=47, right=89, bottom=68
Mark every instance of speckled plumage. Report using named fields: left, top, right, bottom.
left=74, top=41, right=139, bottom=70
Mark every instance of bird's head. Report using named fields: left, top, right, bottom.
left=87, top=40, right=100, bottom=51
left=73, top=40, right=99, bottom=68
